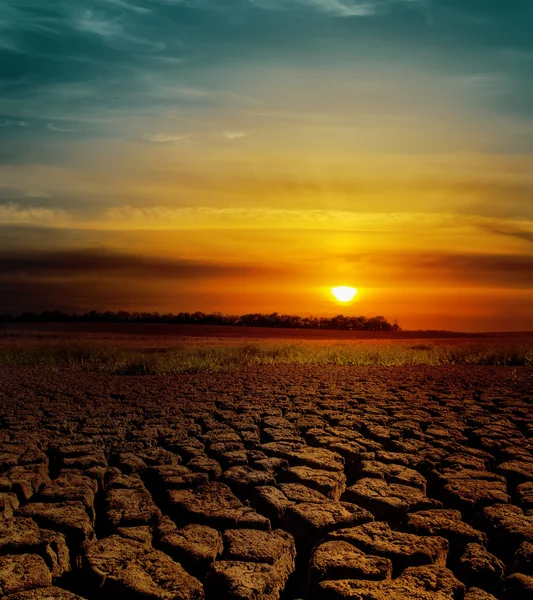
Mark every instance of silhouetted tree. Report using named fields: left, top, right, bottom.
left=0, top=310, right=401, bottom=331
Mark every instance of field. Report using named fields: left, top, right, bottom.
left=1, top=325, right=532, bottom=599
left=1, top=324, right=533, bottom=372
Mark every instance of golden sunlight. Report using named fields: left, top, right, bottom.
left=331, top=286, right=358, bottom=303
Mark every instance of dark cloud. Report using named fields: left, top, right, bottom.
left=359, top=251, right=533, bottom=288
left=479, top=223, right=533, bottom=246
left=0, top=225, right=102, bottom=251
left=0, top=278, right=180, bottom=314
left=0, top=248, right=270, bottom=279
left=0, top=247, right=294, bottom=313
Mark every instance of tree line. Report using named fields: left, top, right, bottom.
left=0, top=311, right=400, bottom=331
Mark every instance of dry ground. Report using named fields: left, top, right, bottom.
left=1, top=342, right=533, bottom=599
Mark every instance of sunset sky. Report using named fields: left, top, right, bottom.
left=1, top=1, right=533, bottom=330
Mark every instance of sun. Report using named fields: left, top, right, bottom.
left=331, top=286, right=358, bottom=302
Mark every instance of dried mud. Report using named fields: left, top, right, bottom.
left=1, top=365, right=532, bottom=599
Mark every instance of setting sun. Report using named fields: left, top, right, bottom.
left=331, top=286, right=358, bottom=303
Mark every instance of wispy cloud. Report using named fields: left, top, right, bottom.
left=47, top=123, right=78, bottom=133
left=0, top=120, right=28, bottom=127
left=298, top=0, right=376, bottom=18
left=166, top=87, right=254, bottom=106
left=250, top=0, right=427, bottom=18
left=480, top=223, right=533, bottom=246
left=249, top=0, right=374, bottom=17
left=74, top=10, right=124, bottom=39
left=100, top=0, right=152, bottom=14
left=222, top=131, right=246, bottom=140
left=73, top=8, right=166, bottom=49
left=102, top=206, right=479, bottom=232
left=0, top=203, right=68, bottom=225
left=142, top=133, right=190, bottom=143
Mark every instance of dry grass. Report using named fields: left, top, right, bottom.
left=0, top=341, right=532, bottom=374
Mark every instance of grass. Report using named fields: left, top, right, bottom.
left=0, top=341, right=532, bottom=374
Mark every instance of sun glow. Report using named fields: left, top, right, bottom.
left=331, top=286, right=358, bottom=302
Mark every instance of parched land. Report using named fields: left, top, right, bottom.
left=1, top=364, right=532, bottom=599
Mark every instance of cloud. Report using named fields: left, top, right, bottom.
left=0, top=278, right=157, bottom=313
left=0, top=243, right=307, bottom=314
left=408, top=252, right=533, bottom=284
left=295, top=1, right=376, bottom=18
left=479, top=223, right=533, bottom=246
left=0, top=245, right=303, bottom=313
left=100, top=0, right=152, bottom=14
left=158, top=87, right=254, bottom=106
left=351, top=250, right=533, bottom=289
left=72, top=7, right=166, bottom=49
left=0, top=248, right=280, bottom=279
left=142, top=133, right=190, bottom=143
left=47, top=123, right=78, bottom=133
left=0, top=120, right=28, bottom=128
left=74, top=10, right=124, bottom=39
left=0, top=189, right=51, bottom=200
left=222, top=131, right=246, bottom=139
left=103, top=205, right=451, bottom=231
left=0, top=203, right=68, bottom=225
left=250, top=0, right=426, bottom=18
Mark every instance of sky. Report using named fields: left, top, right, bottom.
left=1, top=0, right=533, bottom=330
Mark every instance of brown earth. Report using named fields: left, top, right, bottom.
left=0, top=364, right=532, bottom=599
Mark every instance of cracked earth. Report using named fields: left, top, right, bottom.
left=1, top=365, right=532, bottom=599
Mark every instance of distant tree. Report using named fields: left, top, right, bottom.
left=0, top=310, right=401, bottom=331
